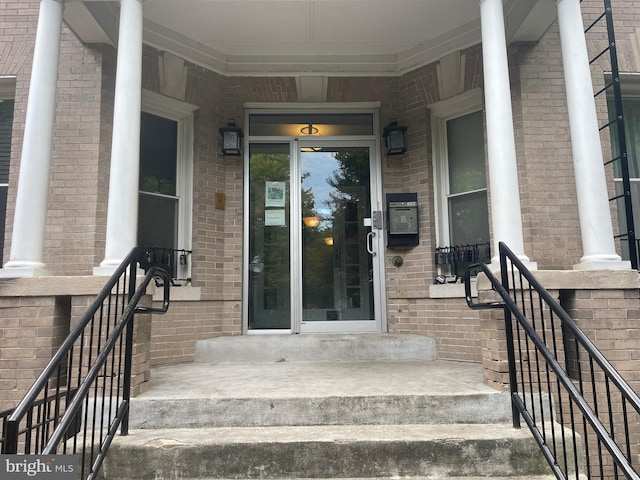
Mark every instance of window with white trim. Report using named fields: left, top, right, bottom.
left=138, top=90, right=197, bottom=282
left=0, top=77, right=16, bottom=264
left=431, top=89, right=490, bottom=277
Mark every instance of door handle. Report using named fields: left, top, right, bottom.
left=366, top=231, right=376, bottom=256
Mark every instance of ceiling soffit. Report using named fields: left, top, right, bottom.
left=64, top=0, right=557, bottom=77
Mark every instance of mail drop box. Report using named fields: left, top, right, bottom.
left=386, top=193, right=419, bottom=247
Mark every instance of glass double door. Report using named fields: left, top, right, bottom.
left=246, top=140, right=384, bottom=333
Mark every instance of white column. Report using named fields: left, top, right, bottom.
left=95, top=0, right=144, bottom=275
left=479, top=0, right=535, bottom=268
left=1, top=0, right=64, bottom=277
left=557, top=0, right=629, bottom=270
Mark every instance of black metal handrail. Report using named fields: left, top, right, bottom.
left=464, top=242, right=640, bottom=480
left=1, top=247, right=172, bottom=480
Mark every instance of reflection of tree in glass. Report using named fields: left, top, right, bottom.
left=301, top=169, right=334, bottom=309
left=303, top=149, right=370, bottom=311
left=325, top=149, right=370, bottom=213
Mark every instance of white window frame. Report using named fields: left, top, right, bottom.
left=141, top=89, right=197, bottom=281
left=429, top=88, right=485, bottom=264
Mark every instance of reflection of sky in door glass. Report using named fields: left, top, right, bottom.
left=301, top=151, right=338, bottom=219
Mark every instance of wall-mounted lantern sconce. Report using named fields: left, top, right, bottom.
left=219, top=119, right=244, bottom=156
left=383, top=119, right=408, bottom=155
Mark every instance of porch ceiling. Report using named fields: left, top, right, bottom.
left=64, top=0, right=557, bottom=76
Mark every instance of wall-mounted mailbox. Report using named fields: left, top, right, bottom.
left=386, top=193, right=419, bottom=248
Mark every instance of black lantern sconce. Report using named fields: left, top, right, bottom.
left=383, top=119, right=408, bottom=155
left=219, top=119, right=244, bottom=156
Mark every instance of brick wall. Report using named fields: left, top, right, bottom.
left=509, top=29, right=582, bottom=270
left=0, top=295, right=60, bottom=411
left=44, top=33, right=104, bottom=275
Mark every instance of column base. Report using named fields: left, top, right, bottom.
left=0, top=263, right=51, bottom=277
left=93, top=265, right=118, bottom=276
left=573, top=260, right=631, bottom=271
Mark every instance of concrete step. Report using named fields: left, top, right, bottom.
left=100, top=424, right=552, bottom=480
left=194, top=334, right=437, bottom=363
left=129, top=360, right=511, bottom=428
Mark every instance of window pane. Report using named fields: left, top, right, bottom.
left=140, top=112, right=178, bottom=195
left=449, top=190, right=490, bottom=246
left=615, top=180, right=640, bottom=260
left=0, top=100, right=14, bottom=184
left=138, top=193, right=178, bottom=249
left=0, top=99, right=14, bottom=263
left=248, top=143, right=291, bottom=329
left=610, top=97, right=640, bottom=179
left=447, top=110, right=485, bottom=194
left=609, top=95, right=640, bottom=264
left=138, top=112, right=179, bottom=257
left=0, top=186, right=6, bottom=260
left=301, top=147, right=373, bottom=322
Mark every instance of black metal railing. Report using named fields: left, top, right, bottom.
left=0, top=247, right=173, bottom=480
left=464, top=242, right=640, bottom=480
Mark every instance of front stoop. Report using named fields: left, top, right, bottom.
left=102, top=334, right=551, bottom=480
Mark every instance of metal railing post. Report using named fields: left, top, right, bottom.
left=120, top=255, right=138, bottom=437
left=5, top=420, right=18, bottom=454
left=499, top=245, right=520, bottom=428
